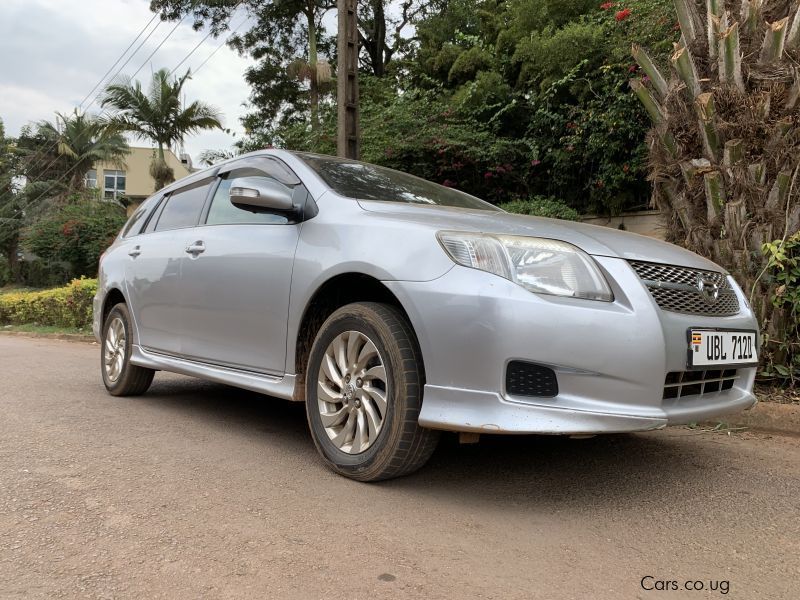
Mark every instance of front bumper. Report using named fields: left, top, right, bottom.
left=384, top=257, right=758, bottom=435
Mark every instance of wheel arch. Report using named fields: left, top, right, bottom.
left=102, top=287, right=127, bottom=325
left=291, top=272, right=422, bottom=401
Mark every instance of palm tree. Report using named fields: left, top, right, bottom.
left=36, top=110, right=130, bottom=191
left=198, top=148, right=238, bottom=167
left=631, top=0, right=800, bottom=368
left=101, top=68, right=223, bottom=190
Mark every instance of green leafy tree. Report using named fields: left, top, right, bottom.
left=150, top=1, right=436, bottom=145
left=0, top=118, right=22, bottom=281
left=101, top=68, right=223, bottom=190
left=358, top=0, right=434, bottom=76
left=150, top=0, right=334, bottom=141
left=260, top=0, right=674, bottom=212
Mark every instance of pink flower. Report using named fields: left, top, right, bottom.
left=484, top=171, right=494, bottom=179
left=615, top=8, right=632, bottom=21
left=600, top=2, right=615, bottom=9
left=531, top=159, right=541, bottom=166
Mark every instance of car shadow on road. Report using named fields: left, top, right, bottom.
left=138, top=375, right=741, bottom=511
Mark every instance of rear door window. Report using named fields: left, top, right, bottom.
left=154, top=183, right=211, bottom=232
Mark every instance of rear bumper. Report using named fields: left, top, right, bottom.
left=385, top=257, right=759, bottom=435
left=92, top=291, right=103, bottom=342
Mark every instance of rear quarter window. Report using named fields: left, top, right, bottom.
left=120, top=196, right=159, bottom=238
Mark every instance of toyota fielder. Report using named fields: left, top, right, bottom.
left=94, top=150, right=758, bottom=481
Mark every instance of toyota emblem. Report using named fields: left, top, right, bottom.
left=696, top=275, right=720, bottom=304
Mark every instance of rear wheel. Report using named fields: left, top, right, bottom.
left=305, top=302, right=439, bottom=481
left=101, top=303, right=154, bottom=396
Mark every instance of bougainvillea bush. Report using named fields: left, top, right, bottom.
left=22, top=199, right=126, bottom=280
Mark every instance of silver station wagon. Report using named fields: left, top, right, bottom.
left=94, top=150, right=758, bottom=481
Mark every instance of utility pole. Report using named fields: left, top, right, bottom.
left=337, top=0, right=359, bottom=159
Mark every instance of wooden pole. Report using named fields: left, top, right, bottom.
left=337, top=0, right=359, bottom=159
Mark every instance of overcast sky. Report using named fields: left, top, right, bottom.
left=0, top=0, right=256, bottom=165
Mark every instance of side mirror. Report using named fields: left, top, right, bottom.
left=229, top=176, right=294, bottom=212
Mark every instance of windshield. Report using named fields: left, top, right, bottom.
left=298, top=153, right=501, bottom=211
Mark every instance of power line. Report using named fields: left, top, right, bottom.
left=169, top=28, right=216, bottom=77
left=83, top=17, right=164, bottom=114
left=169, top=2, right=243, bottom=77
left=25, top=18, right=186, bottom=205
left=23, top=14, right=164, bottom=177
left=192, top=16, right=249, bottom=76
left=128, top=16, right=187, bottom=82
left=4, top=9, right=241, bottom=236
left=5, top=15, right=192, bottom=234
left=78, top=12, right=160, bottom=111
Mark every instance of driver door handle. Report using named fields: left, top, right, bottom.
left=185, top=241, right=206, bottom=256
left=128, top=246, right=141, bottom=258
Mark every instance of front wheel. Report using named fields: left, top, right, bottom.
left=305, top=302, right=439, bottom=481
left=101, top=303, right=154, bottom=396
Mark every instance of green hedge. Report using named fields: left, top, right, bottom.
left=0, top=278, right=97, bottom=329
left=500, top=196, right=581, bottom=221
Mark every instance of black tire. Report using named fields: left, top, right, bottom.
left=305, top=302, right=439, bottom=481
left=101, top=303, right=154, bottom=396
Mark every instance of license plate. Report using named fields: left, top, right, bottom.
left=688, top=329, right=757, bottom=368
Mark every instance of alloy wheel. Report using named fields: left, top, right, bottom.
left=316, top=330, right=389, bottom=454
left=104, top=316, right=126, bottom=383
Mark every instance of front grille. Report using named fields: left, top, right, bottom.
left=629, top=260, right=740, bottom=316
left=663, top=369, right=737, bottom=399
left=506, top=361, right=558, bottom=397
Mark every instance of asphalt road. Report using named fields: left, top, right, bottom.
left=1, top=335, right=798, bottom=599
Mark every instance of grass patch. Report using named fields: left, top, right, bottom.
left=1, top=323, right=91, bottom=336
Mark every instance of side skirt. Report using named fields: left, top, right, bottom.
left=130, top=345, right=298, bottom=400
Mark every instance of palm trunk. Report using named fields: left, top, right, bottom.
left=151, top=143, right=175, bottom=192
left=371, top=0, right=386, bottom=77
left=7, top=234, right=19, bottom=282
left=307, top=7, right=319, bottom=135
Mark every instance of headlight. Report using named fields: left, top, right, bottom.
left=437, top=231, right=613, bottom=301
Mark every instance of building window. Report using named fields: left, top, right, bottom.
left=85, top=169, right=97, bottom=189
left=104, top=170, right=126, bottom=200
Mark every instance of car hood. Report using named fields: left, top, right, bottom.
left=358, top=201, right=724, bottom=272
